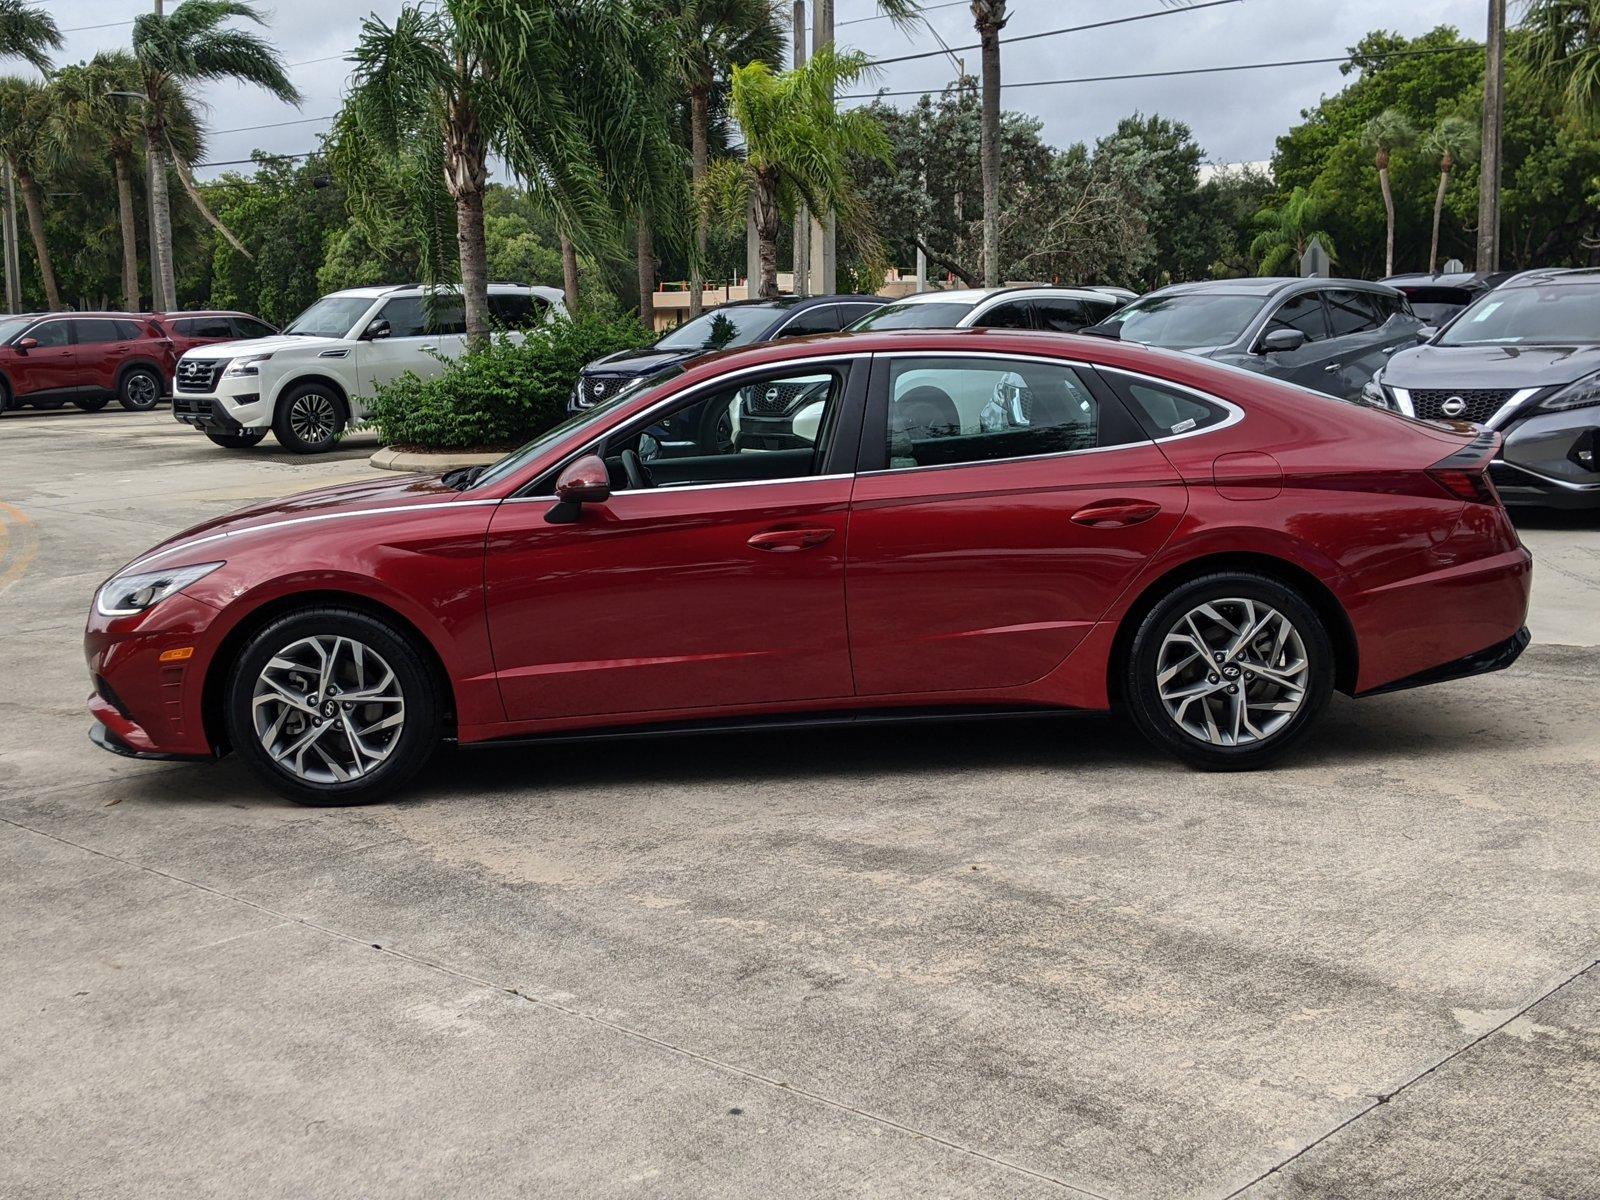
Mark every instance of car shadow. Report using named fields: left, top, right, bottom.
left=1509, top=505, right=1600, bottom=532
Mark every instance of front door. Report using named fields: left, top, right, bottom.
left=483, top=358, right=866, bottom=722
left=846, top=353, right=1188, bottom=696
left=1253, top=291, right=1345, bottom=395
left=8, top=318, right=76, bottom=397
left=355, top=295, right=467, bottom=398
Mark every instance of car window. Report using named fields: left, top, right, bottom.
left=486, top=293, right=549, bottom=331
left=772, top=305, right=840, bottom=338
left=1112, top=375, right=1232, bottom=437
left=1325, top=289, right=1383, bottom=337
left=852, top=300, right=974, bottom=330
left=606, top=368, right=843, bottom=490
left=1265, top=294, right=1328, bottom=343
left=971, top=300, right=1034, bottom=330
left=29, top=321, right=71, bottom=348
left=653, top=305, right=782, bottom=351
left=379, top=296, right=466, bottom=337
left=183, top=316, right=235, bottom=339
left=880, top=356, right=1143, bottom=470
left=1095, top=294, right=1266, bottom=349
left=1033, top=298, right=1099, bottom=332
left=838, top=303, right=882, bottom=326
left=114, top=319, right=144, bottom=340
left=71, top=319, right=121, bottom=345
left=231, top=317, right=276, bottom=339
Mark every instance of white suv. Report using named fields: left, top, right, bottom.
left=171, top=283, right=566, bottom=453
left=848, top=285, right=1130, bottom=334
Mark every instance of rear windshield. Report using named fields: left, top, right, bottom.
left=1438, top=283, right=1600, bottom=346
left=1094, top=294, right=1266, bottom=350
left=851, top=301, right=975, bottom=330
left=654, top=306, right=781, bottom=352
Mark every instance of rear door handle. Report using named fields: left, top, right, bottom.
left=1070, top=500, right=1162, bottom=529
left=747, top=527, right=835, bottom=552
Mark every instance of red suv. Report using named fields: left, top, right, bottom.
left=0, top=312, right=172, bottom=413
left=154, top=310, right=277, bottom=364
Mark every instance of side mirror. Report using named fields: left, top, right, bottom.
left=1416, top=326, right=1438, bottom=343
left=1257, top=328, right=1306, bottom=354
left=360, top=318, right=391, bottom=342
left=14, top=336, right=38, bottom=352
left=546, top=453, right=610, bottom=524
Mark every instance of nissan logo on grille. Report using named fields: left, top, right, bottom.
left=1440, top=396, right=1467, bottom=418
left=175, top=359, right=226, bottom=393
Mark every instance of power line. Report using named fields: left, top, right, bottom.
left=868, top=0, right=1241, bottom=67
left=842, top=43, right=1486, bottom=98
left=58, top=19, right=135, bottom=33
left=194, top=153, right=312, bottom=169
left=838, top=0, right=971, bottom=27
left=211, top=114, right=334, bottom=135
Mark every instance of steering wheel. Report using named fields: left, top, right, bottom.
left=621, top=447, right=653, bottom=490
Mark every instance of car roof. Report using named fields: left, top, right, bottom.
left=1499, top=267, right=1600, bottom=289
left=884, top=285, right=1125, bottom=307
left=1152, top=277, right=1402, bottom=299
left=155, top=310, right=256, bottom=319
left=323, top=283, right=561, bottom=300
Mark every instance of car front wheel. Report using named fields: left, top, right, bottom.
left=74, top=396, right=111, bottom=412
left=1124, top=572, right=1334, bottom=770
left=225, top=608, right=442, bottom=804
left=272, top=384, right=346, bottom=453
left=118, top=367, right=162, bottom=411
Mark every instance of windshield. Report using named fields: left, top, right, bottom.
left=470, top=366, right=686, bottom=490
left=851, top=301, right=974, bottom=330
left=0, top=318, right=34, bottom=344
left=1095, top=294, right=1267, bottom=349
left=283, top=295, right=375, bottom=338
left=1438, top=283, right=1600, bottom=346
left=653, top=306, right=780, bottom=352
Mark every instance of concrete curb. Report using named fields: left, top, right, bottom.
left=369, top=447, right=505, bottom=473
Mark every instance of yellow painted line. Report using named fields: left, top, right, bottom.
left=0, top=502, right=39, bottom=594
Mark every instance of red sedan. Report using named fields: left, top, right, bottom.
left=85, top=330, right=1533, bottom=804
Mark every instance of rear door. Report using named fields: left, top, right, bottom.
left=1321, top=288, right=1403, bottom=400
left=845, top=352, right=1188, bottom=696
left=69, top=318, right=128, bottom=393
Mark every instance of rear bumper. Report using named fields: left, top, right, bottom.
left=1360, top=626, right=1530, bottom=696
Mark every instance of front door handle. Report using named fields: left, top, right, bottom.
left=747, top=527, right=835, bottom=553
left=1070, top=499, right=1162, bottom=529
left=1323, top=362, right=1341, bottom=372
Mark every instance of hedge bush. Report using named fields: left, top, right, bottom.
left=362, top=313, right=653, bottom=451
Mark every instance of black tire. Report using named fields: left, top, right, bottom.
left=206, top=429, right=268, bottom=450
left=0, top=379, right=11, bottom=414
left=272, top=382, right=346, bottom=454
left=74, top=396, right=111, bottom=412
left=117, top=366, right=162, bottom=411
left=30, top=397, right=67, bottom=410
left=225, top=607, right=442, bottom=805
left=1122, top=571, right=1334, bottom=771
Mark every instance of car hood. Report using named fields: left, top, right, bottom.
left=179, top=334, right=344, bottom=361
left=120, top=473, right=470, bottom=571
left=1384, top=342, right=1600, bottom=389
left=581, top=347, right=693, bottom=376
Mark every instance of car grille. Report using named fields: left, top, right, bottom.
left=175, top=359, right=226, bottom=393
left=1409, top=388, right=1516, bottom=423
left=742, top=380, right=815, bottom=416
left=577, top=372, right=634, bottom=407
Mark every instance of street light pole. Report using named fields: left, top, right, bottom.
left=1477, top=0, right=1506, bottom=272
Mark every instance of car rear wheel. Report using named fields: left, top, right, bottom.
left=225, top=608, right=441, bottom=805
left=206, top=429, right=268, bottom=450
left=1124, top=572, right=1333, bottom=770
left=273, top=384, right=345, bottom=453
left=30, top=397, right=67, bottom=410
left=117, top=367, right=162, bottom=411
left=74, top=396, right=111, bottom=412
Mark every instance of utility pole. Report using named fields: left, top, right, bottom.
left=2, top=163, right=21, bottom=312
left=808, top=0, right=836, bottom=294
left=1477, top=0, right=1506, bottom=273
left=791, top=0, right=810, bottom=297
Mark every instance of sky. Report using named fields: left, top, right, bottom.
left=32, top=0, right=1495, bottom=180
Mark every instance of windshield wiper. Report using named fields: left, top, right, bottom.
left=442, top=464, right=488, bottom=491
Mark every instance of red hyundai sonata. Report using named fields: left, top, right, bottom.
left=85, top=329, right=1532, bottom=804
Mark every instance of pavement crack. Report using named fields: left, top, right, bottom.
left=0, top=813, right=1112, bottom=1200
left=1223, top=954, right=1600, bottom=1198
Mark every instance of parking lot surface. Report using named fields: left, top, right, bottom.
left=4, top=406, right=1599, bottom=1199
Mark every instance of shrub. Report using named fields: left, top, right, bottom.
left=363, top=313, right=653, bottom=451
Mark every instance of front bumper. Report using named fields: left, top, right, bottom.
left=85, top=591, right=225, bottom=759
left=172, top=382, right=268, bottom=432
left=1495, top=405, right=1600, bottom=507
left=89, top=720, right=211, bottom=762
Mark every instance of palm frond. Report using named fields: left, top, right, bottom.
left=0, top=0, right=60, bottom=73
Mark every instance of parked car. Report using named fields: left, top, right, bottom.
left=1381, top=271, right=1514, bottom=328
left=171, top=283, right=565, bottom=453
left=1366, top=267, right=1600, bottom=508
left=1084, top=278, right=1423, bottom=401
left=155, top=310, right=278, bottom=368
left=0, top=312, right=172, bottom=414
left=88, top=327, right=1531, bottom=804
left=848, top=286, right=1126, bottom=334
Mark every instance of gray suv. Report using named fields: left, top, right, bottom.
left=1086, top=277, right=1423, bottom=401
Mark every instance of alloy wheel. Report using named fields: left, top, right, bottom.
left=124, top=372, right=158, bottom=408
left=1155, top=597, right=1309, bottom=747
left=251, top=634, right=406, bottom=784
left=289, top=392, right=338, bottom=446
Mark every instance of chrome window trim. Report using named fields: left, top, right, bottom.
left=504, top=472, right=855, bottom=506
left=766, top=305, right=838, bottom=339
left=1094, top=366, right=1247, bottom=443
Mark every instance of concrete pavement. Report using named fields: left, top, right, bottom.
left=3, top=405, right=1598, bottom=1198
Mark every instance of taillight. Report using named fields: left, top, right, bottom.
left=1427, top=432, right=1501, bottom=505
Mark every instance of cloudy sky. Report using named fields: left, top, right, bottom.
left=37, top=0, right=1493, bottom=179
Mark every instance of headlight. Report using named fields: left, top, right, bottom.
left=95, top=562, right=224, bottom=618
left=1540, top=373, right=1600, bottom=413
left=224, top=354, right=273, bottom=378
left=1360, top=370, right=1396, bottom=410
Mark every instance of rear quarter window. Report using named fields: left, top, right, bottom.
left=1108, top=374, right=1233, bottom=438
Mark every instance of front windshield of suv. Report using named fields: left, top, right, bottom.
left=851, top=301, right=975, bottom=330
left=0, top=318, right=34, bottom=344
left=469, top=365, right=687, bottom=490
left=1094, top=294, right=1267, bottom=349
left=1438, top=282, right=1600, bottom=346
left=283, top=295, right=377, bottom=338
left=653, top=306, right=781, bottom=352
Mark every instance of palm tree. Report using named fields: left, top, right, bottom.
left=1361, top=107, right=1415, bottom=277
left=657, top=0, right=784, bottom=317
left=1249, top=186, right=1337, bottom=276
left=0, top=0, right=58, bottom=71
left=0, top=77, right=61, bottom=308
left=1521, top=0, right=1600, bottom=124
left=1421, top=115, right=1478, bottom=273
left=705, top=47, right=889, bottom=298
left=970, top=0, right=1007, bottom=287
left=133, top=0, right=301, bottom=310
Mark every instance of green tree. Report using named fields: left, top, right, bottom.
left=1520, top=0, right=1600, bottom=122
left=1421, top=114, right=1479, bottom=271
left=1249, top=186, right=1337, bottom=275
left=1362, top=107, right=1416, bottom=275
left=0, top=77, right=62, bottom=308
left=133, top=0, right=301, bottom=308
left=707, top=48, right=890, bottom=298
left=0, top=0, right=58, bottom=71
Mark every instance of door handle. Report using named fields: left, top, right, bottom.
left=1070, top=500, right=1162, bottom=529
left=747, top=527, right=835, bottom=552
left=1323, top=362, right=1341, bottom=372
